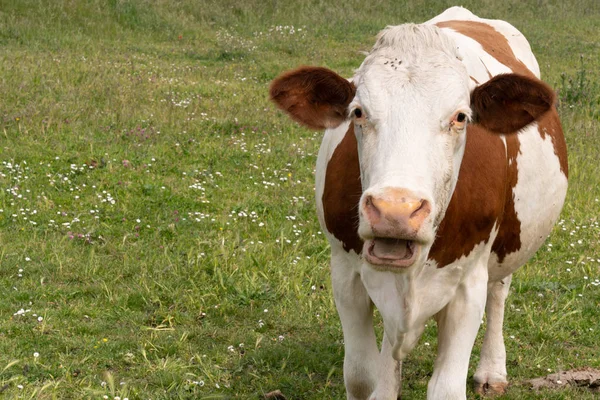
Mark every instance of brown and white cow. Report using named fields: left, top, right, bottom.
left=270, top=7, right=567, bottom=400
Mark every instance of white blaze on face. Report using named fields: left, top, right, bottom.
left=351, top=25, right=471, bottom=238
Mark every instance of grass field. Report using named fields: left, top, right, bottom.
left=0, top=0, right=599, bottom=398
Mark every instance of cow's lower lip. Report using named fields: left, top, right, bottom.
left=364, top=238, right=418, bottom=268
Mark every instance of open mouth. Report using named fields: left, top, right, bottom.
left=364, top=237, right=419, bottom=268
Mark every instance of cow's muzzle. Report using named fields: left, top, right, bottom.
left=360, top=188, right=432, bottom=268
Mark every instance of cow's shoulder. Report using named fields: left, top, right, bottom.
left=429, top=124, right=514, bottom=267
left=320, top=124, right=363, bottom=254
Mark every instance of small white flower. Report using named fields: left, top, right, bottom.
left=33, top=352, right=39, bottom=358
left=38, top=316, right=43, bottom=322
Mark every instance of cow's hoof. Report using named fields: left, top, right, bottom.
left=473, top=381, right=508, bottom=396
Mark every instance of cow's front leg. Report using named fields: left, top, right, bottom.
left=473, top=274, right=512, bottom=395
left=368, top=331, right=402, bottom=400
left=332, top=252, right=380, bottom=399
left=428, top=264, right=488, bottom=400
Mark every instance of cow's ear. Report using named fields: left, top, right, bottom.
left=270, top=66, right=355, bottom=130
left=470, top=73, right=555, bottom=133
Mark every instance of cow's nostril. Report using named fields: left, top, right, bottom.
left=364, top=195, right=381, bottom=220
left=410, top=199, right=431, bottom=219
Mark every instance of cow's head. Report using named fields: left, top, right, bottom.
left=270, top=24, right=554, bottom=271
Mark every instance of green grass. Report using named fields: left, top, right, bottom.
left=0, top=0, right=599, bottom=398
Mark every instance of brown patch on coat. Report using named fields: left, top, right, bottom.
left=491, top=132, right=521, bottom=263
left=322, top=124, right=364, bottom=253
left=537, top=106, right=568, bottom=177
left=429, top=124, right=508, bottom=267
left=269, top=66, right=355, bottom=130
left=436, top=20, right=533, bottom=77
left=490, top=106, right=568, bottom=264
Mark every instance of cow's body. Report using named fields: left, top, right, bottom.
left=272, top=7, right=567, bottom=399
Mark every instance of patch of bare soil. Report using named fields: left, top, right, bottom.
left=264, top=389, right=288, bottom=400
left=528, top=368, right=600, bottom=392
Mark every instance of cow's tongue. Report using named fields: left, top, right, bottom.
left=371, top=238, right=411, bottom=260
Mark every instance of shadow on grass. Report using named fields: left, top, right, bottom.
left=232, top=336, right=344, bottom=397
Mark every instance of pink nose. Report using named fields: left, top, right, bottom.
left=363, top=189, right=431, bottom=239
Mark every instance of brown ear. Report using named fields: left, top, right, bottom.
left=269, top=66, right=355, bottom=130
left=471, top=73, right=555, bottom=133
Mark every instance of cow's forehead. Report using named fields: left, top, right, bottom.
left=352, top=57, right=470, bottom=122
left=370, top=23, right=458, bottom=60
left=355, top=54, right=468, bottom=93
left=351, top=24, right=470, bottom=116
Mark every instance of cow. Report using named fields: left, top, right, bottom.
left=269, top=6, right=568, bottom=400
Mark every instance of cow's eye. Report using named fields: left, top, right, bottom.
left=353, top=108, right=363, bottom=119
left=450, top=111, right=468, bottom=131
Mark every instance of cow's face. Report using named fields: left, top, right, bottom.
left=270, top=25, right=555, bottom=272
left=351, top=38, right=471, bottom=269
